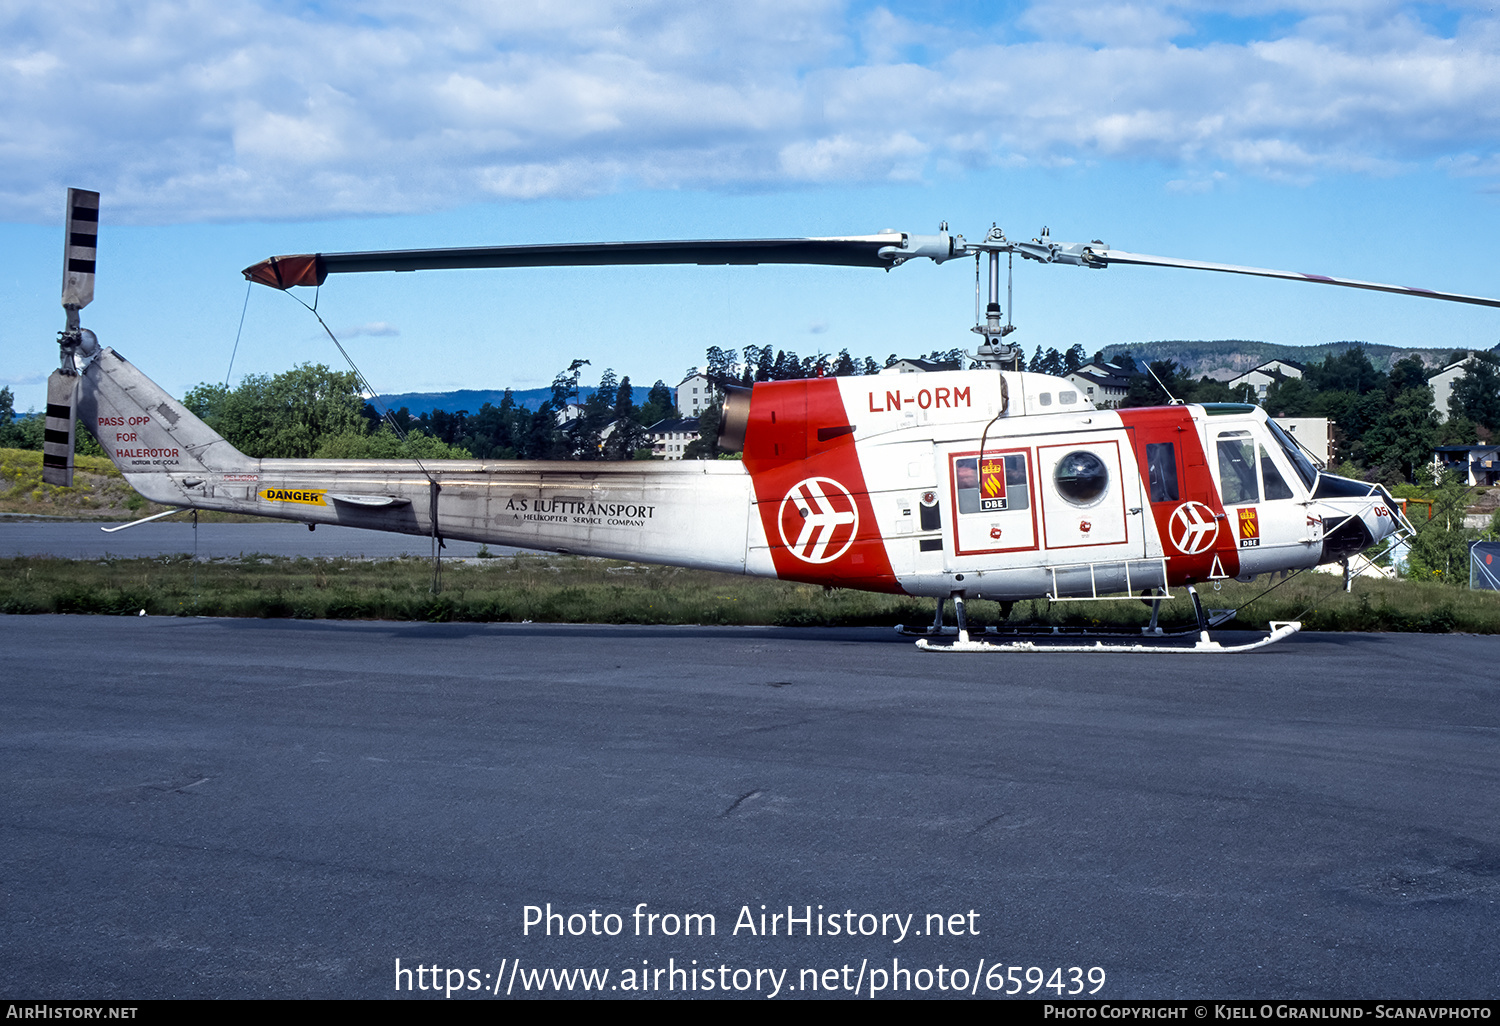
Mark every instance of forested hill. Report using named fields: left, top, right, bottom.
left=378, top=384, right=650, bottom=417
left=1100, top=341, right=1467, bottom=380
left=382, top=342, right=1475, bottom=412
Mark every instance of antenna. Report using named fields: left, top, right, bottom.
left=1146, top=362, right=1183, bottom=405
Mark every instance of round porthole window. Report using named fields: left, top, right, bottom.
left=1054, top=450, right=1109, bottom=505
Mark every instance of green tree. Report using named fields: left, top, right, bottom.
left=1405, top=471, right=1478, bottom=584
left=1448, top=351, right=1500, bottom=432
left=604, top=375, right=647, bottom=460
left=1263, top=377, right=1317, bottom=416
left=1360, top=386, right=1439, bottom=484
left=461, top=396, right=526, bottom=459
left=754, top=346, right=776, bottom=382
left=1386, top=355, right=1429, bottom=396
left=1121, top=360, right=1189, bottom=407
left=637, top=380, right=678, bottom=426
left=704, top=346, right=738, bottom=391
left=1305, top=344, right=1386, bottom=395
left=182, top=381, right=229, bottom=423
left=525, top=399, right=564, bottom=459
left=0, top=387, right=21, bottom=448
left=551, top=359, right=589, bottom=408
left=186, top=364, right=366, bottom=458
left=1437, top=414, right=1479, bottom=446
left=314, top=425, right=471, bottom=459
left=682, top=401, right=722, bottom=460
left=565, top=368, right=619, bottom=459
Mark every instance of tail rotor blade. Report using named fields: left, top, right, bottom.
left=62, top=188, right=99, bottom=317
left=52, top=187, right=100, bottom=483
left=42, top=372, right=77, bottom=487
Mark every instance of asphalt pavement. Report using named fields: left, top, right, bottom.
left=2, top=617, right=1497, bottom=1000
left=0, top=520, right=515, bottom=559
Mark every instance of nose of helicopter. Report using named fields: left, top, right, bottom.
left=1308, top=473, right=1409, bottom=565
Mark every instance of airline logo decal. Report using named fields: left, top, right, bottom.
left=1238, top=507, right=1260, bottom=548
left=1168, top=501, right=1220, bottom=555
left=778, top=477, right=859, bottom=564
left=260, top=488, right=327, bottom=506
left=1118, top=406, right=1240, bottom=584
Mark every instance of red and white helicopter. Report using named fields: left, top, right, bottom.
left=44, top=190, right=1497, bottom=652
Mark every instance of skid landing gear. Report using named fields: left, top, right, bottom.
left=898, top=593, right=1011, bottom=641
left=901, top=586, right=1300, bottom=654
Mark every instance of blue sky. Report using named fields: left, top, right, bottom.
left=4, top=0, right=1500, bottom=405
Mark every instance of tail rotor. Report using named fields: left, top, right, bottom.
left=44, top=188, right=101, bottom=487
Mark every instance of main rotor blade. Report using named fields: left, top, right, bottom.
left=1087, top=248, right=1500, bottom=310
left=243, top=235, right=911, bottom=289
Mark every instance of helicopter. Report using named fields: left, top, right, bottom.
left=43, top=188, right=1496, bottom=652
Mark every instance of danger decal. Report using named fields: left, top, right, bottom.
left=260, top=488, right=327, bottom=506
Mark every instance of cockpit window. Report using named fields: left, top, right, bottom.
left=1145, top=443, right=1179, bottom=502
left=1265, top=418, right=1319, bottom=490
left=1216, top=431, right=1259, bottom=505
left=1260, top=446, right=1294, bottom=500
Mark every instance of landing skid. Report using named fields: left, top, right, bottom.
left=901, top=587, right=1301, bottom=653
left=915, top=621, right=1301, bottom=654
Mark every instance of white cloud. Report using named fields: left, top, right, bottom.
left=5, top=1, right=1500, bottom=223
left=1018, top=2, right=1192, bottom=46
left=778, top=132, right=928, bottom=182
left=1166, top=170, right=1230, bottom=193
left=343, top=322, right=400, bottom=338
left=0, top=371, right=48, bottom=390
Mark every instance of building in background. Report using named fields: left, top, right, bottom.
left=1428, top=357, right=1474, bottom=422
left=646, top=417, right=702, bottom=460
left=1272, top=417, right=1334, bottom=467
left=1227, top=359, right=1305, bottom=400
left=678, top=372, right=712, bottom=417
left=1433, top=444, right=1500, bottom=486
left=1064, top=361, right=1131, bottom=408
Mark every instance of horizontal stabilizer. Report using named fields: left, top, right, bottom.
left=327, top=493, right=411, bottom=507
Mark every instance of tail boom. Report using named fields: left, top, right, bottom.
left=76, top=347, right=765, bottom=574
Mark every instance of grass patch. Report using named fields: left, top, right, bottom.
left=1, top=553, right=1498, bottom=632
left=0, top=447, right=149, bottom=518
left=0, top=447, right=274, bottom=522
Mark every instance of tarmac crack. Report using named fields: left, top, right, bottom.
left=720, top=789, right=763, bottom=817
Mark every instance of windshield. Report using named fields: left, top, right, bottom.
left=1265, top=418, right=1319, bottom=490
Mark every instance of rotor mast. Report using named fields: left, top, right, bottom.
left=969, top=226, right=1024, bottom=370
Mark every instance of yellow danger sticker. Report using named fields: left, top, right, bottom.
left=259, top=488, right=327, bottom=506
